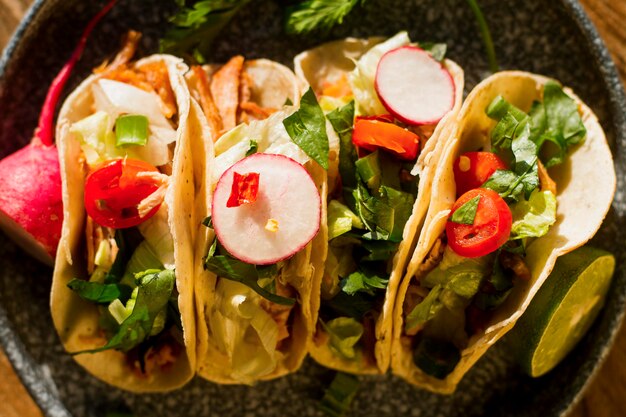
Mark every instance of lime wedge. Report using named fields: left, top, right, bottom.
left=512, top=246, right=615, bottom=377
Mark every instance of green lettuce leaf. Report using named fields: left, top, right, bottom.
left=323, top=317, right=364, bottom=360
left=328, top=200, right=363, bottom=240
left=283, top=87, right=330, bottom=169
left=67, top=279, right=131, bottom=304
left=327, top=101, right=357, bottom=188
left=510, top=190, right=557, bottom=240
left=405, top=285, right=444, bottom=332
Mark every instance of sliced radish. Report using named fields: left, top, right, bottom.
left=212, top=153, right=321, bottom=265
left=375, top=46, right=455, bottom=126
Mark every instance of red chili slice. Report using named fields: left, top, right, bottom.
left=227, top=171, right=260, bottom=208
left=84, top=159, right=162, bottom=229
left=352, top=118, right=420, bottom=161
left=453, top=151, right=508, bottom=196
left=446, top=188, right=512, bottom=258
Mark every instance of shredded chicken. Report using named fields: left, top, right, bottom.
left=259, top=278, right=296, bottom=346
left=128, top=337, right=180, bottom=378
left=240, top=101, right=276, bottom=120
left=136, top=172, right=170, bottom=218
left=85, top=216, right=117, bottom=274
left=210, top=55, right=244, bottom=131
left=94, top=30, right=142, bottom=74
left=191, top=65, right=223, bottom=140
left=538, top=159, right=557, bottom=195
left=499, top=251, right=531, bottom=281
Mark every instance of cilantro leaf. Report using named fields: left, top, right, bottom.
left=319, top=372, right=360, bottom=417
left=285, top=0, right=364, bottom=35
left=72, top=269, right=175, bottom=354
left=160, top=0, right=249, bottom=63
left=204, top=242, right=295, bottom=306
left=283, top=87, right=330, bottom=169
left=67, top=279, right=131, bottom=304
left=405, top=284, right=444, bottom=331
left=340, top=269, right=388, bottom=296
left=327, top=101, right=357, bottom=188
left=529, top=81, right=587, bottom=167
left=450, top=195, right=480, bottom=225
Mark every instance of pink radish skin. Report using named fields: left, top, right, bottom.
left=375, top=46, right=455, bottom=126
left=0, top=139, right=63, bottom=264
left=212, top=153, right=321, bottom=265
left=0, top=0, right=115, bottom=265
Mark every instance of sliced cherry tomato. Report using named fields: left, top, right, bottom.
left=226, top=171, right=260, bottom=207
left=352, top=118, right=419, bottom=161
left=84, top=159, right=162, bottom=229
left=453, top=152, right=507, bottom=196
left=446, top=188, right=512, bottom=258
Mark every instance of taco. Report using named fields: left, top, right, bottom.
left=391, top=71, right=615, bottom=393
left=294, top=31, right=464, bottom=374
left=51, top=34, right=205, bottom=392
left=187, top=56, right=331, bottom=384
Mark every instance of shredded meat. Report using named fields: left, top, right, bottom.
left=538, top=159, right=557, bottom=195
left=191, top=65, right=223, bottom=140
left=240, top=101, right=276, bottom=120
left=94, top=30, right=142, bottom=74
left=136, top=172, right=170, bottom=218
left=499, top=251, right=531, bottom=281
left=259, top=278, right=296, bottom=347
left=210, top=55, right=244, bottom=132
left=128, top=336, right=181, bottom=378
left=85, top=217, right=117, bottom=274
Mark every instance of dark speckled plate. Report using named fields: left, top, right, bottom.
left=0, top=1, right=624, bottom=416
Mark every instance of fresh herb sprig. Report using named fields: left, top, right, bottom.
left=285, top=0, right=366, bottom=35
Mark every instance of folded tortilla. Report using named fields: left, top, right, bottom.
left=391, top=71, right=615, bottom=393
left=51, top=54, right=202, bottom=392
left=294, top=34, right=465, bottom=375
left=188, top=59, right=329, bottom=384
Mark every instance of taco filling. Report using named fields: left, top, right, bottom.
left=402, top=81, right=585, bottom=379
left=64, top=35, right=184, bottom=376
left=307, top=32, right=460, bottom=369
left=192, top=58, right=325, bottom=383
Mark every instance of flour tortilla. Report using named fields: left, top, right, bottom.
left=51, top=55, right=201, bottom=392
left=391, top=71, right=616, bottom=393
left=294, top=37, right=465, bottom=374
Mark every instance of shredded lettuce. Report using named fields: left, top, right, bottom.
left=137, top=206, right=175, bottom=269
left=121, top=241, right=164, bottom=287
left=328, top=200, right=363, bottom=240
left=208, top=280, right=280, bottom=383
left=323, top=317, right=364, bottom=360
left=348, top=31, right=410, bottom=116
left=510, top=190, right=557, bottom=240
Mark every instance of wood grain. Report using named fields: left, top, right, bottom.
left=0, top=1, right=624, bottom=416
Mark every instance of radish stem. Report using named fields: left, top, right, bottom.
left=34, top=0, right=117, bottom=146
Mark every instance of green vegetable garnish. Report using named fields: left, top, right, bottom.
left=245, top=139, right=258, bottom=156
left=204, top=240, right=295, bottom=306
left=450, top=195, right=480, bottom=225
left=327, top=101, right=357, bottom=188
left=323, top=317, right=364, bottom=360
left=67, top=279, right=131, bottom=304
left=115, top=115, right=149, bottom=147
left=285, top=0, right=365, bottom=35
left=71, top=269, right=176, bottom=354
left=283, top=87, right=330, bottom=169
left=340, top=269, right=388, bottom=296
left=510, top=190, right=557, bottom=240
left=466, top=0, right=498, bottom=73
left=319, top=372, right=360, bottom=417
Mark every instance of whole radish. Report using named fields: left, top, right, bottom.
left=0, top=0, right=116, bottom=265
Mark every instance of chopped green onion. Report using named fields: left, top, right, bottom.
left=115, top=115, right=149, bottom=147
left=319, top=372, right=360, bottom=417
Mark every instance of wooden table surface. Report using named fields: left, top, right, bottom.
left=0, top=1, right=625, bottom=416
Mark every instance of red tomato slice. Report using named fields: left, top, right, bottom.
left=226, top=171, right=260, bottom=208
left=446, top=188, right=512, bottom=258
left=453, top=152, right=507, bottom=196
left=352, top=119, right=420, bottom=161
left=84, top=159, right=162, bottom=229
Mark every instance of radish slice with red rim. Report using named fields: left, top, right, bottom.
left=212, top=153, right=321, bottom=265
left=375, top=46, right=455, bottom=126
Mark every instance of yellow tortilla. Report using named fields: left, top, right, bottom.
left=191, top=60, right=324, bottom=384
left=51, top=55, right=202, bottom=392
left=391, top=71, right=616, bottom=393
left=294, top=37, right=465, bottom=374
